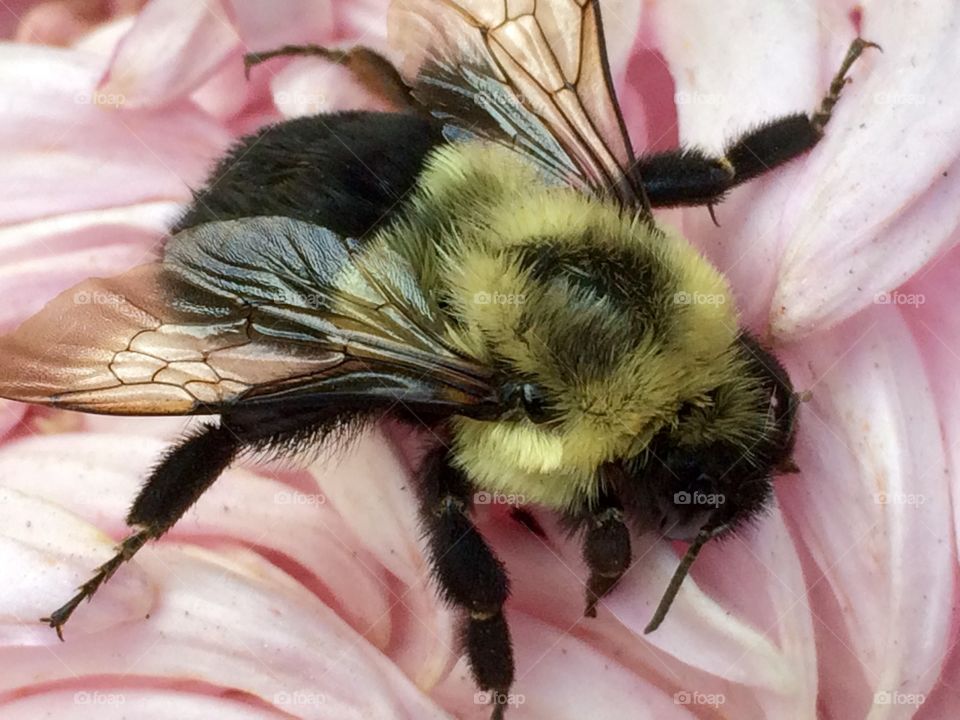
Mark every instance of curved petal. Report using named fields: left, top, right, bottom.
left=332, top=0, right=389, bottom=47
left=651, top=1, right=960, bottom=339
left=0, top=486, right=152, bottom=646
left=771, top=1, right=960, bottom=338
left=1, top=688, right=288, bottom=720
left=607, top=507, right=817, bottom=717
left=0, top=432, right=394, bottom=649
left=96, top=0, right=336, bottom=113
left=311, top=429, right=458, bottom=690
left=470, top=506, right=814, bottom=720
left=897, top=244, right=960, bottom=718
left=433, top=611, right=699, bottom=719
left=230, top=0, right=334, bottom=50
left=0, top=203, right=178, bottom=331
left=0, top=544, right=452, bottom=719
left=270, top=58, right=392, bottom=116
left=777, top=306, right=954, bottom=719
left=0, top=45, right=230, bottom=227
left=96, top=0, right=240, bottom=109
left=649, top=0, right=829, bottom=330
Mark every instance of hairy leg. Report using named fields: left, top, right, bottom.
left=418, top=448, right=514, bottom=720
left=42, top=422, right=239, bottom=638
left=632, top=38, right=879, bottom=209
left=41, top=405, right=368, bottom=638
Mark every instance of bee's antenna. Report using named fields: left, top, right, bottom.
left=644, top=521, right=724, bottom=634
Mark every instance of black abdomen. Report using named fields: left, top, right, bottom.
left=173, top=111, right=443, bottom=238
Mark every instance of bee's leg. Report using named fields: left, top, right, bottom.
left=569, top=488, right=632, bottom=617
left=418, top=448, right=514, bottom=720
left=243, top=44, right=419, bottom=112
left=41, top=422, right=239, bottom=639
left=633, top=38, right=879, bottom=209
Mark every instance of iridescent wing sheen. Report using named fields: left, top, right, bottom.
left=0, top=217, right=495, bottom=416
left=389, top=0, right=647, bottom=209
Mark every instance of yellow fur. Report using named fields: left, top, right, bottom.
left=369, top=142, right=748, bottom=510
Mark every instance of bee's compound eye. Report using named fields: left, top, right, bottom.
left=520, top=383, right=555, bottom=424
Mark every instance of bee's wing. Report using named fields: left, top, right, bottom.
left=390, top=0, right=646, bottom=209
left=0, top=217, right=496, bottom=416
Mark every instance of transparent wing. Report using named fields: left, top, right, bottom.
left=0, top=217, right=495, bottom=416
left=390, top=0, right=646, bottom=209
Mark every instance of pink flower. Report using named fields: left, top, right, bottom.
left=1, top=1, right=958, bottom=718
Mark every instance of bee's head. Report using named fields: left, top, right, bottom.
left=606, top=334, right=798, bottom=632
left=618, top=334, right=798, bottom=538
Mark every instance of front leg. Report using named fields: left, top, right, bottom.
left=633, top=38, right=879, bottom=208
left=568, top=476, right=632, bottom=617
left=417, top=448, right=515, bottom=720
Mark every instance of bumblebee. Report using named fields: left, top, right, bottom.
left=0, top=1, right=876, bottom=717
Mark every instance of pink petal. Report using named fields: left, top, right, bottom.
left=651, top=3, right=960, bottom=339
left=230, top=0, right=334, bottom=50
left=311, top=429, right=458, bottom=688
left=0, top=46, right=230, bottom=227
left=650, top=0, right=832, bottom=330
left=2, top=688, right=287, bottom=720
left=897, top=245, right=960, bottom=718
left=0, top=544, right=452, bottom=719
left=0, top=401, right=27, bottom=441
left=0, top=486, right=152, bottom=646
left=189, top=51, right=254, bottom=122
left=14, top=1, right=140, bottom=46
left=469, top=507, right=811, bottom=719
left=0, top=432, right=393, bottom=647
left=434, top=612, right=700, bottom=719
left=0, top=430, right=455, bottom=716
left=0, top=204, right=176, bottom=331
left=73, top=14, right=138, bottom=57
left=606, top=506, right=817, bottom=716
left=652, top=1, right=827, bottom=154
left=96, top=0, right=240, bottom=109
left=770, top=3, right=960, bottom=338
left=777, top=306, right=954, bottom=718
left=332, top=0, right=389, bottom=46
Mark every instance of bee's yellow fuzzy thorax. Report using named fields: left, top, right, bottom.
left=386, top=143, right=740, bottom=509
